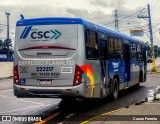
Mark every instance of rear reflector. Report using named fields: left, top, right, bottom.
left=20, top=88, right=25, bottom=90
left=66, top=89, right=72, bottom=91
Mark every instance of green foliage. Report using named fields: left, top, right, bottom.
left=146, top=44, right=160, bottom=57
left=0, top=39, right=13, bottom=51
left=146, top=45, right=151, bottom=57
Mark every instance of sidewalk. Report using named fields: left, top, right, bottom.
left=105, top=101, right=160, bottom=124
left=88, top=101, right=160, bottom=124
left=87, top=86, right=160, bottom=124
left=0, top=62, right=13, bottom=79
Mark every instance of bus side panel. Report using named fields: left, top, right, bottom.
left=76, top=25, right=87, bottom=97
left=85, top=60, right=101, bottom=98
left=130, top=60, right=140, bottom=86
left=76, top=25, right=104, bottom=98
left=108, top=60, right=125, bottom=90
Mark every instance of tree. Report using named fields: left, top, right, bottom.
left=3, top=39, right=12, bottom=51
left=154, top=45, right=158, bottom=58
left=146, top=45, right=151, bottom=57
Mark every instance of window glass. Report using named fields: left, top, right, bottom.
left=99, top=39, right=108, bottom=60
left=131, top=42, right=137, bottom=60
left=131, top=53, right=137, bottom=60
left=137, top=44, right=142, bottom=52
left=131, top=42, right=137, bottom=52
left=115, top=38, right=123, bottom=59
left=86, top=30, right=99, bottom=59
left=108, top=37, right=114, bottom=59
left=137, top=44, right=143, bottom=60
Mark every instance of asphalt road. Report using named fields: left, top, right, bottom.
left=0, top=79, right=61, bottom=123
left=0, top=66, right=160, bottom=123
left=51, top=74, right=160, bottom=123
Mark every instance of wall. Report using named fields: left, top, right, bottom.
left=0, top=62, right=13, bottom=78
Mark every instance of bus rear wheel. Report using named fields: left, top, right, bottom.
left=111, top=78, right=119, bottom=100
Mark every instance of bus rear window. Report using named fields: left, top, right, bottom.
left=16, top=25, right=78, bottom=50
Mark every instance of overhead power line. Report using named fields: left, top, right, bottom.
left=0, top=24, right=15, bottom=29
left=102, top=8, right=147, bottom=26
left=150, top=0, right=159, bottom=11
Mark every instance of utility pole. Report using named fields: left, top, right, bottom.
left=6, top=12, right=10, bottom=61
left=114, top=10, right=119, bottom=32
left=148, top=4, right=154, bottom=59
left=138, top=4, right=156, bottom=71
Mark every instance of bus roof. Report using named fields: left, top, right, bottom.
left=16, top=17, right=144, bottom=44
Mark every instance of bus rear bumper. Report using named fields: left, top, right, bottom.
left=13, top=83, right=85, bottom=98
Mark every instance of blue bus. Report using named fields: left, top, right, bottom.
left=14, top=17, right=147, bottom=100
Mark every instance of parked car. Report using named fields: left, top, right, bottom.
left=147, top=57, right=152, bottom=63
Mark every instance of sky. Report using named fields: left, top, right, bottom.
left=0, top=0, right=160, bottom=45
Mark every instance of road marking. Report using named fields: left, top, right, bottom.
left=0, top=84, right=9, bottom=87
left=0, top=94, right=44, bottom=105
left=147, top=72, right=160, bottom=75
left=145, top=102, right=160, bottom=104
left=65, top=113, right=75, bottom=119
left=0, top=105, right=39, bottom=114
left=81, top=108, right=125, bottom=124
left=0, top=89, right=12, bottom=93
left=0, top=101, right=60, bottom=114
left=34, top=112, right=60, bottom=124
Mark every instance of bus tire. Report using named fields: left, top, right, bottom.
left=111, top=78, right=119, bottom=100
left=134, top=83, right=140, bottom=89
left=59, top=97, right=77, bottom=110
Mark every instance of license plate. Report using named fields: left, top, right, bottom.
left=39, top=80, right=52, bottom=85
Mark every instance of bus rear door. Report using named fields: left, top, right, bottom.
left=124, top=43, right=130, bottom=88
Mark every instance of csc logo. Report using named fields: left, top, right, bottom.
left=31, top=30, right=62, bottom=40
left=31, top=31, right=50, bottom=39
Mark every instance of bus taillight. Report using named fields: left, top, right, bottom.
left=73, top=65, right=83, bottom=86
left=14, top=65, right=19, bottom=85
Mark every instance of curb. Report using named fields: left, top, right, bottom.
left=147, top=72, right=160, bottom=75
left=81, top=100, right=148, bottom=124
left=0, top=76, right=13, bottom=80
